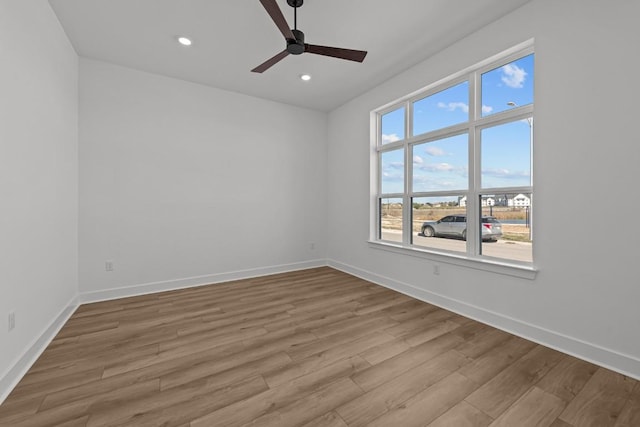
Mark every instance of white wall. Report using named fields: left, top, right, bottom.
left=79, top=59, right=328, bottom=299
left=327, top=0, right=640, bottom=378
left=0, top=0, right=79, bottom=398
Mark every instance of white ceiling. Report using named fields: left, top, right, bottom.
left=49, top=0, right=532, bottom=111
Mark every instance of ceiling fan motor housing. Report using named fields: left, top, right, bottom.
left=287, top=29, right=305, bottom=55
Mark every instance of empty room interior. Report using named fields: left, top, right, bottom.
left=1, top=0, right=639, bottom=426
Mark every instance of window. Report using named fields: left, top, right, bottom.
left=374, top=46, right=534, bottom=268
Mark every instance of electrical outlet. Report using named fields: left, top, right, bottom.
left=105, top=260, right=114, bottom=272
left=8, top=312, right=15, bottom=332
left=433, top=265, right=440, bottom=276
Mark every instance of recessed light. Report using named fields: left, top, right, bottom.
left=177, top=36, right=192, bottom=46
left=300, top=74, right=311, bottom=81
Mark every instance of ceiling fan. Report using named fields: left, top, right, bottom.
left=252, top=0, right=368, bottom=73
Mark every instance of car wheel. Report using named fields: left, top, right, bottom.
left=423, top=226, right=435, bottom=237
left=462, top=229, right=467, bottom=240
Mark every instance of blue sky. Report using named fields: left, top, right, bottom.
left=381, top=54, right=534, bottom=195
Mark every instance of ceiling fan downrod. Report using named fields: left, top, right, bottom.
left=287, top=0, right=304, bottom=55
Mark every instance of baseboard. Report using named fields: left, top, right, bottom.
left=0, top=295, right=79, bottom=405
left=80, top=259, right=328, bottom=304
left=328, top=259, right=640, bottom=381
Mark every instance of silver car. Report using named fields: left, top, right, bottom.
left=419, top=214, right=503, bottom=241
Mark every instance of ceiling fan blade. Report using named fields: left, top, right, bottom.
left=258, top=0, right=295, bottom=40
left=251, top=49, right=290, bottom=73
left=305, top=44, right=368, bottom=62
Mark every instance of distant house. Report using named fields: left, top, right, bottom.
left=459, top=195, right=495, bottom=207
left=458, top=194, right=529, bottom=208
left=508, top=193, right=531, bottom=207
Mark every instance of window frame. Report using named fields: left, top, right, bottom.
left=371, top=43, right=536, bottom=278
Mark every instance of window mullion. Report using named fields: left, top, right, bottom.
left=467, top=71, right=480, bottom=255
left=404, top=101, right=413, bottom=245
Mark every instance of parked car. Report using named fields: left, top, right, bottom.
left=419, top=214, right=502, bottom=241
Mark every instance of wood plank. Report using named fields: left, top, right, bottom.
left=55, top=415, right=91, bottom=427
left=426, top=401, right=493, bottom=427
left=458, top=335, right=537, bottom=385
left=190, top=358, right=366, bottom=427
left=488, top=386, right=566, bottom=427
left=353, top=292, right=414, bottom=315
left=548, top=419, right=573, bottom=427
left=38, top=342, right=244, bottom=410
left=159, top=351, right=291, bottom=390
left=465, top=345, right=565, bottom=418
left=382, top=299, right=438, bottom=322
left=559, top=368, right=635, bottom=427
left=351, top=331, right=464, bottom=392
left=301, top=411, right=349, bottom=427
left=358, top=336, right=411, bottom=365
left=241, top=378, right=363, bottom=427
left=8, top=368, right=105, bottom=402
left=454, top=326, right=512, bottom=359
left=383, top=307, right=456, bottom=337
left=336, top=349, right=470, bottom=427
left=615, top=381, right=640, bottom=427
left=365, top=372, right=479, bottom=427
left=100, top=326, right=267, bottom=378
left=286, top=318, right=397, bottom=361
left=97, top=375, right=268, bottom=427
left=264, top=332, right=382, bottom=387
left=262, top=305, right=354, bottom=333
left=536, top=355, right=599, bottom=402
left=0, top=396, right=43, bottom=425
left=309, top=310, right=397, bottom=340
left=9, top=379, right=160, bottom=427
left=403, top=318, right=463, bottom=347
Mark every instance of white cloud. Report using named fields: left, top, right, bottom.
left=382, top=133, right=401, bottom=144
left=413, top=175, right=457, bottom=189
left=415, top=162, right=468, bottom=175
left=501, top=63, right=527, bottom=88
left=482, top=168, right=530, bottom=179
left=413, top=155, right=423, bottom=164
left=424, top=146, right=446, bottom=157
left=416, top=162, right=456, bottom=172
left=432, top=163, right=455, bottom=172
left=437, top=101, right=469, bottom=113
left=482, top=105, right=493, bottom=114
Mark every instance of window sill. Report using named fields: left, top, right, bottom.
left=368, top=240, right=537, bottom=280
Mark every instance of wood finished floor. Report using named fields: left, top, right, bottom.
left=1, top=267, right=638, bottom=427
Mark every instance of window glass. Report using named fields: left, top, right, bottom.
left=480, top=192, right=532, bottom=263
left=381, top=107, right=405, bottom=144
left=381, top=149, right=404, bottom=194
left=413, top=81, right=469, bottom=136
left=412, top=196, right=466, bottom=253
left=380, top=198, right=403, bottom=243
left=481, top=54, right=534, bottom=117
left=481, top=120, right=532, bottom=189
left=413, top=133, right=468, bottom=193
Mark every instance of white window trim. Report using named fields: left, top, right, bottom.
left=371, top=41, right=537, bottom=279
